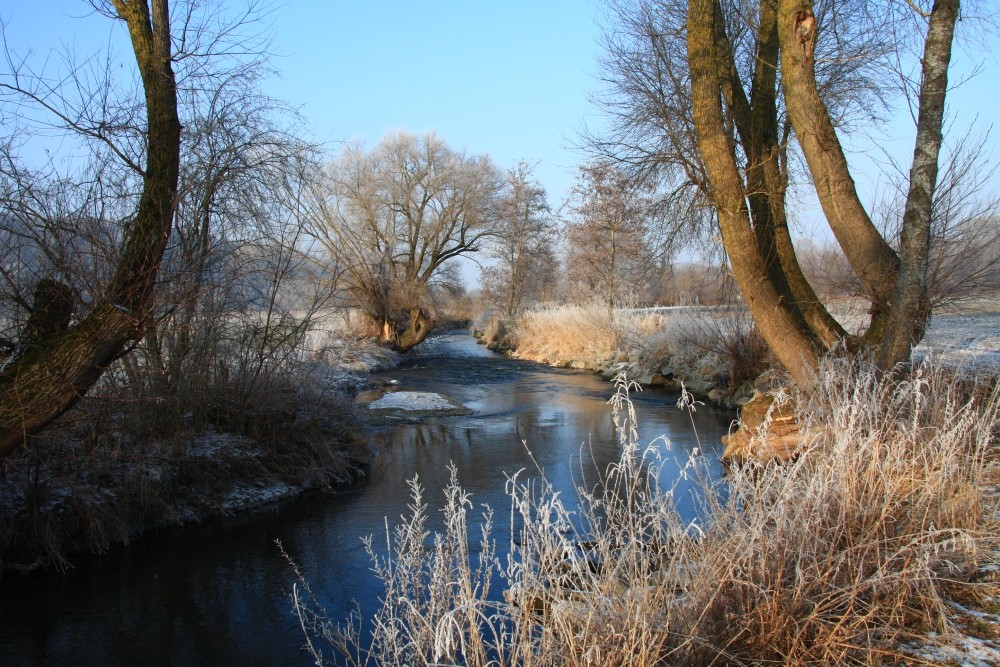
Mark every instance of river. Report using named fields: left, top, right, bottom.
left=0, top=332, right=734, bottom=666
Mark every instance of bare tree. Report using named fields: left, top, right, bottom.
left=596, top=0, right=964, bottom=386
left=660, top=259, right=736, bottom=305
left=0, top=0, right=294, bottom=454
left=0, top=0, right=181, bottom=455
left=795, top=238, right=860, bottom=301
left=800, top=130, right=1000, bottom=312
left=309, top=131, right=503, bottom=352
left=130, top=62, right=324, bottom=413
left=779, top=0, right=959, bottom=369
left=480, top=161, right=557, bottom=317
left=883, top=130, right=1000, bottom=311
left=563, top=162, right=665, bottom=314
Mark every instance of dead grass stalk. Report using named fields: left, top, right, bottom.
left=294, top=359, right=999, bottom=665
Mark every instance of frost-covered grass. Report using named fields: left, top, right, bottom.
left=504, top=302, right=622, bottom=368
left=826, top=298, right=1000, bottom=375
left=501, top=303, right=772, bottom=391
left=506, top=301, right=1000, bottom=391
left=293, top=361, right=1000, bottom=666
left=503, top=302, right=696, bottom=368
left=0, top=329, right=380, bottom=570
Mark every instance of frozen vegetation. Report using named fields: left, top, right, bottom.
left=294, top=363, right=1000, bottom=666
left=479, top=301, right=1000, bottom=408
left=0, top=330, right=400, bottom=570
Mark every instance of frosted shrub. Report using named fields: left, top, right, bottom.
left=662, top=305, right=771, bottom=386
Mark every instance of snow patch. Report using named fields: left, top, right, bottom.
left=223, top=481, right=298, bottom=511
left=903, top=631, right=1000, bottom=667
left=368, top=391, right=462, bottom=411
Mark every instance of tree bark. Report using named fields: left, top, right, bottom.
left=778, top=0, right=900, bottom=330
left=0, top=0, right=180, bottom=455
left=877, top=0, right=958, bottom=370
left=688, top=0, right=823, bottom=390
left=394, top=307, right=434, bottom=353
left=742, top=0, right=848, bottom=348
left=699, top=0, right=847, bottom=359
left=23, top=279, right=74, bottom=345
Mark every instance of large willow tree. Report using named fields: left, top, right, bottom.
left=598, top=0, right=959, bottom=388
left=310, top=132, right=503, bottom=352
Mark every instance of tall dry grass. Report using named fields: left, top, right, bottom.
left=674, top=360, right=998, bottom=664
left=507, top=302, right=621, bottom=367
left=503, top=302, right=771, bottom=393
left=294, top=360, right=999, bottom=666
left=506, top=302, right=689, bottom=369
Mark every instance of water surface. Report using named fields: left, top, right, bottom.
left=0, top=332, right=733, bottom=666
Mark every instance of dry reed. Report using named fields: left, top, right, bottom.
left=295, top=358, right=999, bottom=666
left=505, top=302, right=690, bottom=369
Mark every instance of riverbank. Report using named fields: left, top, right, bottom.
left=0, top=329, right=736, bottom=666
left=476, top=304, right=777, bottom=408
left=0, top=334, right=401, bottom=572
left=476, top=301, right=1000, bottom=410
left=463, top=305, right=1000, bottom=665
left=297, top=356, right=1000, bottom=667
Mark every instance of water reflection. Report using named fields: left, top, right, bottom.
left=0, top=332, right=733, bottom=666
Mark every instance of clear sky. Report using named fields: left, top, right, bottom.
left=262, top=0, right=606, bottom=209
left=2, top=1, right=998, bottom=240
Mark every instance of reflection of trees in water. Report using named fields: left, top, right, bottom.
left=374, top=377, right=729, bottom=531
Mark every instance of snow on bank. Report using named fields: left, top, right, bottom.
left=904, top=626, right=1000, bottom=667
left=318, top=335, right=402, bottom=393
left=828, top=302, right=1000, bottom=372
left=368, top=391, right=462, bottom=411
left=916, top=312, right=1000, bottom=373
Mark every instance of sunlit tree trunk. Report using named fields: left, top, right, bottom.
left=606, top=0, right=961, bottom=389
left=688, top=0, right=823, bottom=390
left=745, top=0, right=848, bottom=348
left=877, top=0, right=958, bottom=369
left=689, top=0, right=960, bottom=387
left=778, top=0, right=900, bottom=337
left=0, top=0, right=180, bottom=455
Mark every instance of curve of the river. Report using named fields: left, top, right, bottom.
left=0, top=331, right=735, bottom=666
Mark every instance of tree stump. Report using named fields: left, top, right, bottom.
left=721, top=392, right=807, bottom=461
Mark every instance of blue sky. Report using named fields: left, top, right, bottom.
left=1, top=0, right=605, bottom=210
left=2, top=1, right=998, bottom=238
left=262, top=0, right=605, bottom=207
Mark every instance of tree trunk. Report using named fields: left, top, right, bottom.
left=394, top=307, right=434, bottom=353
left=688, top=0, right=823, bottom=390
left=0, top=0, right=181, bottom=456
left=778, top=0, right=900, bottom=331
left=708, top=0, right=847, bottom=355
left=877, top=0, right=958, bottom=370
left=22, top=279, right=75, bottom=345
left=742, top=0, right=848, bottom=349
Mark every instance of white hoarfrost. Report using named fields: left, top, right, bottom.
left=368, top=391, right=462, bottom=411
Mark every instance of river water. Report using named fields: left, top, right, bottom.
left=0, top=332, right=733, bottom=666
